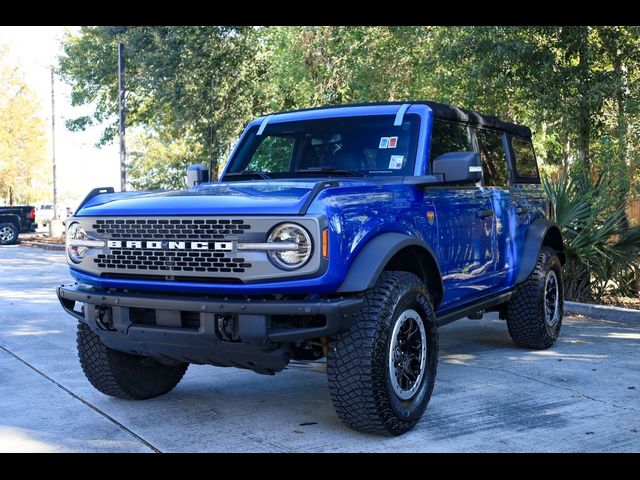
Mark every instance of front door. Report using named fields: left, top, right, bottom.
left=430, top=187, right=496, bottom=307
left=427, top=120, right=496, bottom=308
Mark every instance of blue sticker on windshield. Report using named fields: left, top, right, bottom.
left=379, top=137, right=389, bottom=149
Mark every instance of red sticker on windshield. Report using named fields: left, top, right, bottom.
left=388, top=136, right=398, bottom=148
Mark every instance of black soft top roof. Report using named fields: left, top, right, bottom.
left=272, top=100, right=532, bottom=138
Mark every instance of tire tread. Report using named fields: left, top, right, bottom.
left=327, top=271, right=437, bottom=435
left=506, top=247, right=562, bottom=349
left=77, top=323, right=187, bottom=399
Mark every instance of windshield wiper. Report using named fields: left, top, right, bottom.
left=295, top=167, right=365, bottom=177
left=225, top=170, right=272, bottom=180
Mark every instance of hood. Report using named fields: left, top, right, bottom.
left=77, top=181, right=328, bottom=216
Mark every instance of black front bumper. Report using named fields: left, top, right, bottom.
left=57, top=283, right=362, bottom=373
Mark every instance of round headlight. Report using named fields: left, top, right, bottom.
left=66, top=222, right=88, bottom=263
left=267, top=223, right=312, bottom=270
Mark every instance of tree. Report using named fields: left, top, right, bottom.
left=58, top=26, right=640, bottom=203
left=0, top=45, right=49, bottom=205
left=59, top=26, right=270, bottom=177
left=127, top=128, right=203, bottom=191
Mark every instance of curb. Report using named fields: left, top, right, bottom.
left=19, top=241, right=65, bottom=252
left=565, top=300, right=640, bottom=323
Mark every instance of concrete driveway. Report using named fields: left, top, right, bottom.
left=0, top=245, right=638, bottom=452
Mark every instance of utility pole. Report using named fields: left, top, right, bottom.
left=118, top=43, right=126, bottom=191
left=48, top=66, right=64, bottom=237
left=209, top=77, right=216, bottom=181
left=51, top=66, right=58, bottom=219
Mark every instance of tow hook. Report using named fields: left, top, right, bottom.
left=95, top=305, right=114, bottom=330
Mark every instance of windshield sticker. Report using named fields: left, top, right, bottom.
left=379, top=137, right=389, bottom=149
left=388, top=136, right=398, bottom=148
left=389, top=155, right=404, bottom=170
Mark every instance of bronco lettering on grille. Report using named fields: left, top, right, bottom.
left=107, top=240, right=234, bottom=251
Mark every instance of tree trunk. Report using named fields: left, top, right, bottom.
left=562, top=128, right=570, bottom=172
left=564, top=260, right=592, bottom=302
left=575, top=27, right=592, bottom=181
left=610, top=31, right=630, bottom=227
left=8, top=187, right=13, bottom=206
left=615, top=56, right=628, bottom=167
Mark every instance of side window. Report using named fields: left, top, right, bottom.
left=511, top=136, right=540, bottom=181
left=475, top=128, right=508, bottom=187
left=245, top=136, right=295, bottom=173
left=430, top=120, right=472, bottom=160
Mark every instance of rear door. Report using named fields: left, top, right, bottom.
left=476, top=129, right=537, bottom=290
left=504, top=136, right=545, bottom=285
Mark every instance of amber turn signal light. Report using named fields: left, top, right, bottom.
left=322, top=228, right=328, bottom=258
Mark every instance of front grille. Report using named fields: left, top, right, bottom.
left=93, top=218, right=251, bottom=240
left=94, top=250, right=252, bottom=273
left=89, top=217, right=256, bottom=280
left=78, top=215, right=321, bottom=283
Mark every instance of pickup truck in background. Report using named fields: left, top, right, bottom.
left=0, top=206, right=37, bottom=245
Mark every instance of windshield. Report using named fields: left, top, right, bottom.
left=224, top=114, right=420, bottom=180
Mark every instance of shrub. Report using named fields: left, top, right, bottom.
left=542, top=171, right=640, bottom=302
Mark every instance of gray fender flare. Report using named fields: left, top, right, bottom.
left=515, top=217, right=565, bottom=284
left=336, top=232, right=442, bottom=294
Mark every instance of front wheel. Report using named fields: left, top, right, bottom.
left=327, top=271, right=438, bottom=436
left=77, top=323, right=188, bottom=399
left=506, top=246, right=563, bottom=349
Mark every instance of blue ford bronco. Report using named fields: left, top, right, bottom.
left=57, top=101, right=565, bottom=435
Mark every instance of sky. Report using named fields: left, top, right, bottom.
left=0, top=26, right=121, bottom=210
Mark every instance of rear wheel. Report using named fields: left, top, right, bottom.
left=506, top=247, right=563, bottom=349
left=77, top=322, right=188, bottom=399
left=327, top=271, right=438, bottom=435
left=0, top=222, right=19, bottom=245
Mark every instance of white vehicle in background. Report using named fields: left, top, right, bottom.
left=36, top=204, right=71, bottom=228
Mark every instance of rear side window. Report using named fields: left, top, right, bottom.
left=430, top=120, right=473, bottom=160
left=511, top=136, right=540, bottom=181
left=475, top=128, right=508, bottom=186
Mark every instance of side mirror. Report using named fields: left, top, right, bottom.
left=186, top=164, right=209, bottom=187
left=432, top=152, right=482, bottom=184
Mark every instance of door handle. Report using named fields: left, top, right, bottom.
left=476, top=209, right=494, bottom=218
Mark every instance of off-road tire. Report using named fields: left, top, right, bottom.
left=506, top=246, right=563, bottom=349
left=77, top=322, right=188, bottom=399
left=0, top=222, right=19, bottom=245
left=327, top=271, right=438, bottom=436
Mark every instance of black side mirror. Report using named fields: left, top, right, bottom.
left=186, top=164, right=209, bottom=187
left=432, top=152, right=482, bottom=184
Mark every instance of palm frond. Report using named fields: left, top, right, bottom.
left=544, top=170, right=640, bottom=301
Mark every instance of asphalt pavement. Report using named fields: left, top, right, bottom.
left=0, top=245, right=638, bottom=452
